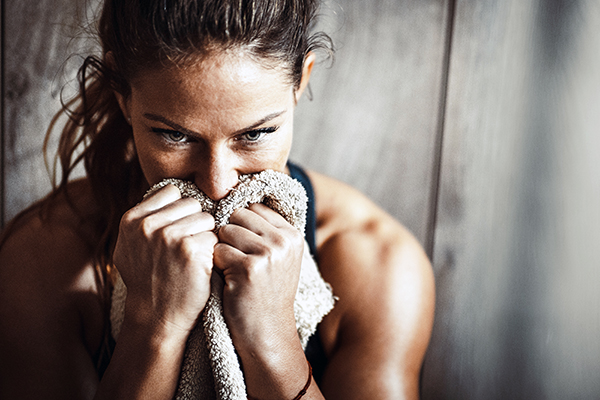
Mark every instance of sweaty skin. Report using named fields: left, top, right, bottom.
left=0, top=50, right=434, bottom=400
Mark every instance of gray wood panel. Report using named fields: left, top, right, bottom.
left=422, top=0, right=600, bottom=398
left=1, top=2, right=4, bottom=227
left=2, top=0, right=99, bottom=225
left=291, top=0, right=451, bottom=244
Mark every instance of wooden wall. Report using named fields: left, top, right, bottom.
left=2, top=0, right=600, bottom=398
left=2, top=0, right=96, bottom=225
left=423, top=1, right=600, bottom=399
left=292, top=0, right=451, bottom=245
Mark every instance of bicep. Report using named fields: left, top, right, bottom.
left=316, top=225, right=435, bottom=399
left=320, top=336, right=415, bottom=399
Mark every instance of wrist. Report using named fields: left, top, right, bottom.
left=231, top=308, right=299, bottom=358
left=122, top=298, right=191, bottom=348
left=98, top=309, right=190, bottom=399
left=239, top=340, right=310, bottom=400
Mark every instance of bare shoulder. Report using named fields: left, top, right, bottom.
left=0, top=179, right=103, bottom=397
left=308, top=170, right=435, bottom=399
left=308, top=170, right=433, bottom=292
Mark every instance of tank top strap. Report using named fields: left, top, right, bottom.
left=287, top=162, right=318, bottom=260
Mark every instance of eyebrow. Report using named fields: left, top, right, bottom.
left=143, top=110, right=287, bottom=137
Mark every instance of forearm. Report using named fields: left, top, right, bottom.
left=238, top=329, right=325, bottom=400
left=93, top=316, right=188, bottom=400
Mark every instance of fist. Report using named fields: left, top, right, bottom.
left=113, top=184, right=218, bottom=335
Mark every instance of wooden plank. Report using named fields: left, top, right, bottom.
left=291, top=0, right=451, bottom=244
left=2, top=0, right=98, bottom=223
left=422, top=0, right=600, bottom=398
left=1, top=0, right=4, bottom=228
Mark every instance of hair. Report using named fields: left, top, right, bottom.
left=1, top=0, right=333, bottom=374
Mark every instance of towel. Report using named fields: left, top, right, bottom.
left=110, top=170, right=336, bottom=400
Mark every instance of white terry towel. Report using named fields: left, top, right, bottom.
left=110, top=170, right=336, bottom=400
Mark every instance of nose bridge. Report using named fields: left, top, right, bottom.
left=198, top=143, right=239, bottom=201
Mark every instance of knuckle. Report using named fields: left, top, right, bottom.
left=271, top=234, right=285, bottom=249
left=179, top=236, right=196, bottom=256
left=140, top=214, right=160, bottom=237
left=121, top=208, right=136, bottom=224
left=119, top=208, right=139, bottom=231
left=159, top=223, right=178, bottom=242
left=271, top=230, right=295, bottom=251
left=252, top=238, right=273, bottom=258
left=237, top=254, right=249, bottom=268
left=200, top=231, right=219, bottom=246
left=180, top=233, right=216, bottom=258
left=240, top=255, right=262, bottom=276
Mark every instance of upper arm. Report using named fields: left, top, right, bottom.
left=312, top=177, right=435, bottom=399
left=0, top=213, right=102, bottom=399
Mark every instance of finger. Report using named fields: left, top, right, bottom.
left=140, top=184, right=182, bottom=212
left=179, top=231, right=219, bottom=269
left=150, top=197, right=205, bottom=223
left=178, top=230, right=219, bottom=256
left=217, top=223, right=264, bottom=254
left=227, top=207, right=272, bottom=236
left=228, top=203, right=292, bottom=236
left=246, top=203, right=290, bottom=229
left=213, top=242, right=247, bottom=274
left=162, top=211, right=216, bottom=238
left=189, top=230, right=220, bottom=251
left=137, top=198, right=205, bottom=234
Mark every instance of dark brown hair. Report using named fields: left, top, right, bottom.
left=104, top=0, right=333, bottom=91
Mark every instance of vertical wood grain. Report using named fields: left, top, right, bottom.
left=1, top=0, right=5, bottom=228
left=291, top=0, right=451, bottom=244
left=2, top=0, right=99, bottom=224
left=422, top=0, right=600, bottom=398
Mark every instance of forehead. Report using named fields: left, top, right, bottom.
left=129, top=51, right=293, bottom=115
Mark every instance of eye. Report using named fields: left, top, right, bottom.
left=152, top=128, right=189, bottom=143
left=241, top=127, right=278, bottom=142
left=166, top=131, right=186, bottom=142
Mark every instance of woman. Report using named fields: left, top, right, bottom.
left=0, top=0, right=434, bottom=399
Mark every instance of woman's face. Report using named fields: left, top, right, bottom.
left=121, top=51, right=310, bottom=201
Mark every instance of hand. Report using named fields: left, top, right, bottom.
left=113, top=184, right=218, bottom=337
left=213, top=203, right=305, bottom=356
